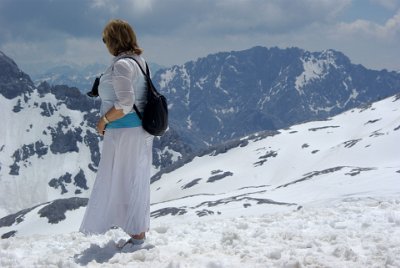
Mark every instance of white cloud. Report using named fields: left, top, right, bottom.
left=90, top=0, right=154, bottom=15
left=178, top=0, right=352, bottom=35
left=90, top=0, right=119, bottom=13
left=127, top=0, right=154, bottom=14
left=371, top=0, right=400, bottom=10
left=336, top=9, right=400, bottom=40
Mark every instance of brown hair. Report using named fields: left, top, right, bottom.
left=103, top=19, right=143, bottom=56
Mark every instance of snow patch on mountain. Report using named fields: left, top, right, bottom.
left=159, top=67, right=177, bottom=89
left=295, top=50, right=339, bottom=93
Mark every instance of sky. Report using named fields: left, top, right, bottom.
left=0, top=0, right=399, bottom=75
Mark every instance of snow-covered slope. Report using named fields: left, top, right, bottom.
left=0, top=94, right=399, bottom=267
left=150, top=93, right=400, bottom=219
left=2, top=93, right=399, bottom=234
left=0, top=85, right=101, bottom=216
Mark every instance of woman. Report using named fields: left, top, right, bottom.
left=80, top=19, right=153, bottom=248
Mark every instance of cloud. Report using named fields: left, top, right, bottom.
left=128, top=0, right=352, bottom=36
left=370, top=0, right=400, bottom=10
left=0, top=0, right=352, bottom=40
left=90, top=0, right=119, bottom=13
left=0, top=0, right=114, bottom=41
left=128, top=0, right=154, bottom=14
left=336, top=9, right=400, bottom=40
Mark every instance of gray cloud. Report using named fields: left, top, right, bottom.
left=115, top=0, right=352, bottom=36
left=0, top=0, right=108, bottom=40
left=1, top=0, right=351, bottom=38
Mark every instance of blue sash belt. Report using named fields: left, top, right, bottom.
left=106, top=112, right=142, bottom=129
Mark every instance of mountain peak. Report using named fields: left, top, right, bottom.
left=0, top=50, right=34, bottom=99
left=154, top=46, right=400, bottom=149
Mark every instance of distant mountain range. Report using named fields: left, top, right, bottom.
left=153, top=46, right=400, bottom=149
left=0, top=46, right=399, bottom=217
left=31, top=62, right=166, bottom=93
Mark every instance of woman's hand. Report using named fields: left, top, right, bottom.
left=96, top=108, right=124, bottom=135
left=97, top=118, right=107, bottom=136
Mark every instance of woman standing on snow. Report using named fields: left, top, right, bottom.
left=80, top=19, right=152, bottom=248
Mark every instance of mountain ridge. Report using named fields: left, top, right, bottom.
left=154, top=46, right=400, bottom=149
left=30, top=62, right=166, bottom=93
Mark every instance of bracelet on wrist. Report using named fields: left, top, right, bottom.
left=102, top=115, right=110, bottom=124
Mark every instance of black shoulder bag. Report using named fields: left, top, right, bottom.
left=124, top=57, right=168, bottom=136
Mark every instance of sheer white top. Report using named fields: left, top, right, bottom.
left=98, top=53, right=147, bottom=116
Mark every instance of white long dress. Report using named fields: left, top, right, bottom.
left=80, top=54, right=153, bottom=235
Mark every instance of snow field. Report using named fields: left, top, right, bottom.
left=0, top=90, right=97, bottom=214
left=1, top=197, right=399, bottom=267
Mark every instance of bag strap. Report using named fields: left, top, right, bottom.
left=117, top=56, right=150, bottom=120
left=123, top=56, right=151, bottom=79
left=133, top=102, right=143, bottom=120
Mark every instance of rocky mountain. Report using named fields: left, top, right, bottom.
left=154, top=46, right=400, bottom=149
left=0, top=51, right=34, bottom=99
left=0, top=52, right=99, bottom=215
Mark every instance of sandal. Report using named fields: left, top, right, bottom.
left=117, top=237, right=144, bottom=249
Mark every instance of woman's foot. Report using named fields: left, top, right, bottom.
left=117, top=236, right=144, bottom=249
left=117, top=232, right=146, bottom=249
left=130, top=232, right=145, bottom=240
